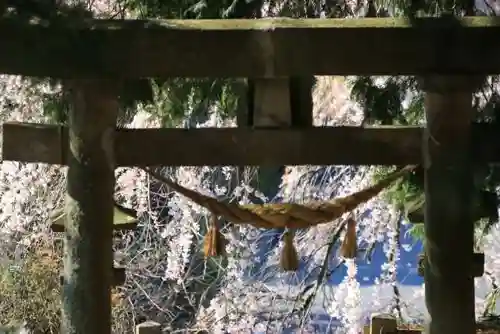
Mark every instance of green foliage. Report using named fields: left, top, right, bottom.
left=407, top=223, right=425, bottom=240
left=2, top=0, right=93, bottom=21
left=372, top=165, right=424, bottom=240
left=373, top=0, right=476, bottom=17
left=350, top=76, right=421, bottom=125
left=0, top=247, right=61, bottom=333
left=484, top=288, right=500, bottom=315
left=118, top=0, right=267, bottom=19
left=0, top=243, right=132, bottom=333
left=121, top=0, right=227, bottom=19
left=349, top=74, right=500, bottom=244
left=363, top=61, right=423, bottom=215
left=142, top=78, right=243, bottom=127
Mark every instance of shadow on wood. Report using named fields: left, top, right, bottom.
left=60, top=267, right=126, bottom=287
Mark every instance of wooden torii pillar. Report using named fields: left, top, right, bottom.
left=422, top=75, right=483, bottom=334
left=61, top=80, right=119, bottom=333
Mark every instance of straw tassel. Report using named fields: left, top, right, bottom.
left=203, top=215, right=226, bottom=258
left=280, top=229, right=299, bottom=272
left=340, top=217, right=357, bottom=259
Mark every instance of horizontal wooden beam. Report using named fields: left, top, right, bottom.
left=3, top=122, right=424, bottom=166
left=4, top=122, right=500, bottom=166
left=1, top=17, right=500, bottom=77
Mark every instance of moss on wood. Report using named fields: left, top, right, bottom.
left=1, top=16, right=500, bottom=77
left=5, top=16, right=500, bottom=30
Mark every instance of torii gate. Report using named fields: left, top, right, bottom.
left=2, top=16, right=500, bottom=334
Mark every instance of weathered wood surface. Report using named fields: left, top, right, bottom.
left=407, top=190, right=499, bottom=224
left=363, top=314, right=423, bottom=333
left=1, top=17, right=500, bottom=77
left=422, top=76, right=477, bottom=334
left=60, top=267, right=126, bottom=287
left=417, top=252, right=485, bottom=278
left=253, top=78, right=292, bottom=126
left=4, top=122, right=500, bottom=166
left=135, top=321, right=161, bottom=334
left=61, top=81, right=118, bottom=333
